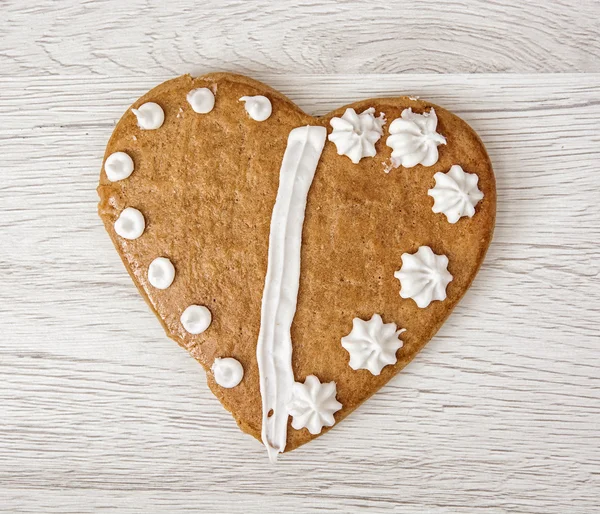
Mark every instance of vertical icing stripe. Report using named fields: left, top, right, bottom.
left=256, top=125, right=327, bottom=463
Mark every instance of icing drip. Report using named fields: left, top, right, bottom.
left=256, top=125, right=327, bottom=463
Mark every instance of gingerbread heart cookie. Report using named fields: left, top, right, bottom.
left=97, top=73, right=496, bottom=461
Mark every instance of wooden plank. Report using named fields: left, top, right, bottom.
left=1, top=0, right=600, bottom=75
left=0, top=73, right=599, bottom=513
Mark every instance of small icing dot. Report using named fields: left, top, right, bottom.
left=147, top=257, right=175, bottom=290
left=180, top=305, right=212, bottom=334
left=187, top=88, right=215, bottom=114
left=132, top=102, right=164, bottom=130
left=211, top=357, right=244, bottom=388
left=114, top=208, right=145, bottom=240
left=240, top=95, right=272, bottom=121
left=104, top=152, right=134, bottom=182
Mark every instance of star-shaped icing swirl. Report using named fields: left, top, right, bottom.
left=328, top=107, right=386, bottom=164
left=428, top=165, right=484, bottom=223
left=394, top=246, right=453, bottom=308
left=287, top=375, right=342, bottom=435
left=386, top=107, right=446, bottom=168
left=341, top=314, right=406, bottom=375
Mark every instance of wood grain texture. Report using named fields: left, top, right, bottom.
left=1, top=0, right=600, bottom=75
left=1, top=0, right=600, bottom=511
left=1, top=72, right=599, bottom=513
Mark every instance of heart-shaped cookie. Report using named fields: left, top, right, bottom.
left=97, top=73, right=495, bottom=461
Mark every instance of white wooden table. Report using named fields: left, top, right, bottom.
left=1, top=1, right=599, bottom=512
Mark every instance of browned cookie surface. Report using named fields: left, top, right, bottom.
left=98, top=73, right=495, bottom=452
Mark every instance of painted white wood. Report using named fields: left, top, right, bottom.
left=1, top=0, right=600, bottom=511
left=1, top=0, right=599, bottom=75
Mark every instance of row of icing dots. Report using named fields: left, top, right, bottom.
left=124, top=88, right=274, bottom=130
left=104, top=87, right=258, bottom=390
left=186, top=87, right=273, bottom=121
left=105, top=88, right=272, bottom=147
left=111, top=206, right=213, bottom=333
left=103, top=89, right=273, bottom=180
left=103, top=84, right=274, bottom=184
left=111, top=203, right=245, bottom=389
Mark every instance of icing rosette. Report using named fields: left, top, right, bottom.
left=386, top=107, right=446, bottom=168
left=428, top=165, right=484, bottom=223
left=328, top=107, right=386, bottom=163
left=341, top=314, right=406, bottom=375
left=287, top=375, right=342, bottom=435
left=394, top=246, right=453, bottom=308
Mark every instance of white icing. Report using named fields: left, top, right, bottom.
left=386, top=108, right=446, bottom=168
left=240, top=95, right=272, bottom=121
left=147, top=257, right=175, bottom=290
left=187, top=88, right=215, bottom=114
left=104, top=152, right=134, bottom=182
left=428, top=165, right=484, bottom=223
left=114, top=207, right=145, bottom=240
left=394, top=246, right=453, bottom=308
left=132, top=102, right=164, bottom=130
left=256, top=125, right=327, bottom=463
left=211, top=357, right=244, bottom=388
left=287, top=375, right=342, bottom=435
left=341, top=314, right=406, bottom=375
left=180, top=305, right=212, bottom=334
left=328, top=107, right=385, bottom=164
